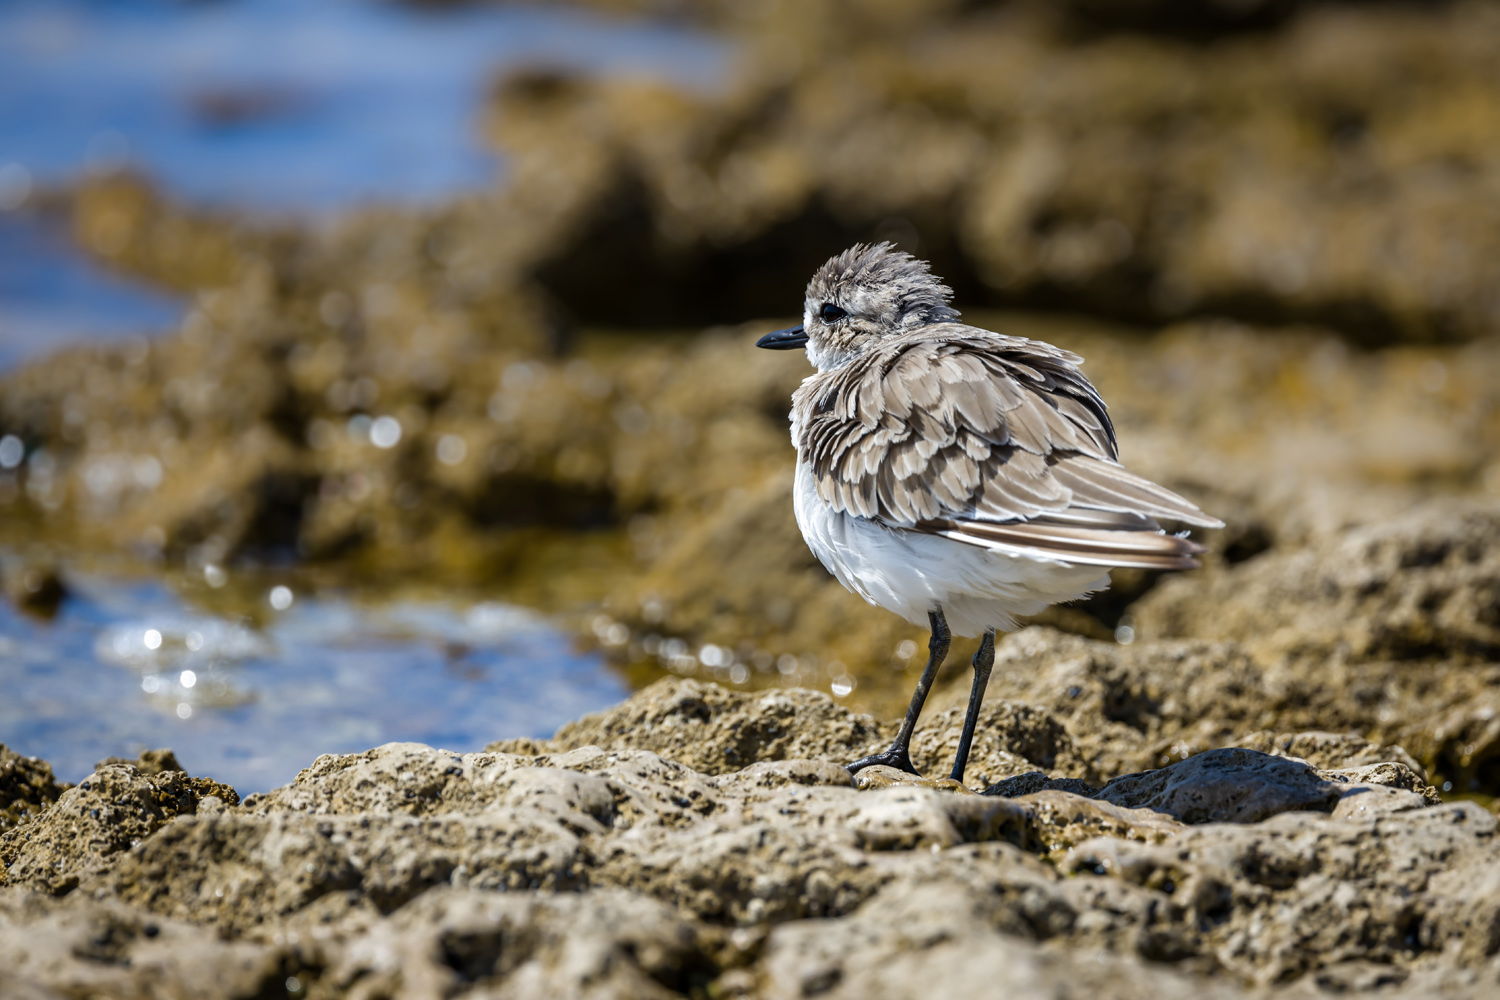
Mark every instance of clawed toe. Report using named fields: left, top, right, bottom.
left=846, top=747, right=921, bottom=777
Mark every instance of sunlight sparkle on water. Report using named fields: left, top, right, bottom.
left=2, top=574, right=628, bottom=791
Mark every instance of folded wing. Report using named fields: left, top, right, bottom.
left=793, top=325, right=1222, bottom=568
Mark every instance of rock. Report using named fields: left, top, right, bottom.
left=0, top=744, right=68, bottom=839
left=1135, top=500, right=1500, bottom=666
left=1322, top=761, right=1443, bottom=806
left=759, top=874, right=1248, bottom=1000
left=4, top=683, right=1500, bottom=996
left=983, top=771, right=1098, bottom=799
left=1, top=560, right=67, bottom=619
left=1231, top=730, right=1428, bottom=780
left=950, top=628, right=1270, bottom=778
left=1069, top=802, right=1500, bottom=986
left=490, top=2, right=1500, bottom=345
left=99, top=810, right=587, bottom=932
left=846, top=787, right=1029, bottom=852
left=94, top=747, right=185, bottom=776
left=494, top=678, right=889, bottom=775
left=0, top=761, right=237, bottom=895
left=911, top=699, right=1098, bottom=788
left=1093, top=748, right=1342, bottom=824
left=1015, top=790, right=1186, bottom=858
left=0, top=892, right=291, bottom=1000
left=320, top=887, right=707, bottom=1000
left=931, top=623, right=1500, bottom=805
left=1328, top=784, right=1431, bottom=821
left=712, top=758, right=855, bottom=794
left=850, top=766, right=968, bottom=793
left=1321, top=760, right=1443, bottom=820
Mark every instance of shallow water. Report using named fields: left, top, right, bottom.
left=0, top=0, right=728, bottom=211
left=0, top=1, right=731, bottom=789
left=0, top=0, right=729, bottom=366
left=0, top=571, right=629, bottom=793
left=0, top=214, right=185, bottom=369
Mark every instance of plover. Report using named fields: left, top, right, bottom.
left=756, top=243, right=1222, bottom=784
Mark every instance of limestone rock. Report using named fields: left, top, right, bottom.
left=1231, top=730, right=1428, bottom=779
left=321, top=887, right=707, bottom=1000
left=1, top=760, right=237, bottom=895
left=0, top=893, right=290, bottom=1000
left=2, top=690, right=1499, bottom=997
left=94, top=748, right=186, bottom=777
left=911, top=699, right=1098, bottom=788
left=0, top=743, right=68, bottom=838
left=492, top=679, right=889, bottom=775
left=759, top=874, right=1247, bottom=1000
left=1135, top=500, right=1500, bottom=665
left=1069, top=803, right=1500, bottom=986
left=1015, top=789, right=1186, bottom=858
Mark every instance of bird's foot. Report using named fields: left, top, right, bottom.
left=846, top=746, right=921, bottom=777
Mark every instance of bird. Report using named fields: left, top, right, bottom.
left=755, top=243, right=1222, bottom=785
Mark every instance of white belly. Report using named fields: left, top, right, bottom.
left=792, top=462, right=1110, bottom=637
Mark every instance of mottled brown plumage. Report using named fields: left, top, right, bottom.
left=792, top=328, right=1218, bottom=570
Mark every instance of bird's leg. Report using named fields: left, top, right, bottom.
left=949, top=629, right=995, bottom=785
left=846, top=608, right=951, bottom=776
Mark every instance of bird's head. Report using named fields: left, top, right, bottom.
left=756, top=243, right=960, bottom=370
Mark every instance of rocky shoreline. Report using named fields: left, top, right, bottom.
left=4, top=1, right=1500, bottom=995
left=3, top=672, right=1497, bottom=998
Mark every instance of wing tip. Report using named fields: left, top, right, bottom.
left=923, top=516, right=1220, bottom=571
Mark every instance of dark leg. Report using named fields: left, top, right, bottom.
left=949, top=629, right=995, bottom=785
left=846, top=608, right=951, bottom=776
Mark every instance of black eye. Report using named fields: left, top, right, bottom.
left=820, top=303, right=846, bottom=322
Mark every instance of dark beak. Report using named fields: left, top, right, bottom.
left=755, top=324, right=808, bottom=350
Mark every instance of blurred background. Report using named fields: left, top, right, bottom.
left=1, top=0, right=1498, bottom=795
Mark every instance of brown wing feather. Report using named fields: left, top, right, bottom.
left=792, top=325, right=1222, bottom=567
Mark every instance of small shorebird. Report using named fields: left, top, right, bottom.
left=756, top=243, right=1221, bottom=784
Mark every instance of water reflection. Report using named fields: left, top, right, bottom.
left=0, top=572, right=628, bottom=793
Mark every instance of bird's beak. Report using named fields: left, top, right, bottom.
left=756, top=324, right=808, bottom=350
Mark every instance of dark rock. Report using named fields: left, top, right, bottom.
left=983, top=771, right=1099, bottom=799
left=1094, top=747, right=1342, bottom=824
left=1, top=561, right=66, bottom=619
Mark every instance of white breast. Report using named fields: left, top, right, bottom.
left=792, top=462, right=1110, bottom=637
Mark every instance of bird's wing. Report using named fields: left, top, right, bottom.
left=793, top=327, right=1221, bottom=569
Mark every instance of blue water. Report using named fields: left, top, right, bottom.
left=0, top=574, right=629, bottom=792
left=0, top=0, right=706, bottom=786
left=0, top=214, right=186, bottom=368
left=0, top=0, right=730, bottom=365
left=0, top=0, right=729, bottom=212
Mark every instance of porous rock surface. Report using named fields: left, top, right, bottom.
left=3, top=679, right=1498, bottom=999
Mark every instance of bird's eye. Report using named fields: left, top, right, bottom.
left=820, top=303, right=846, bottom=322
